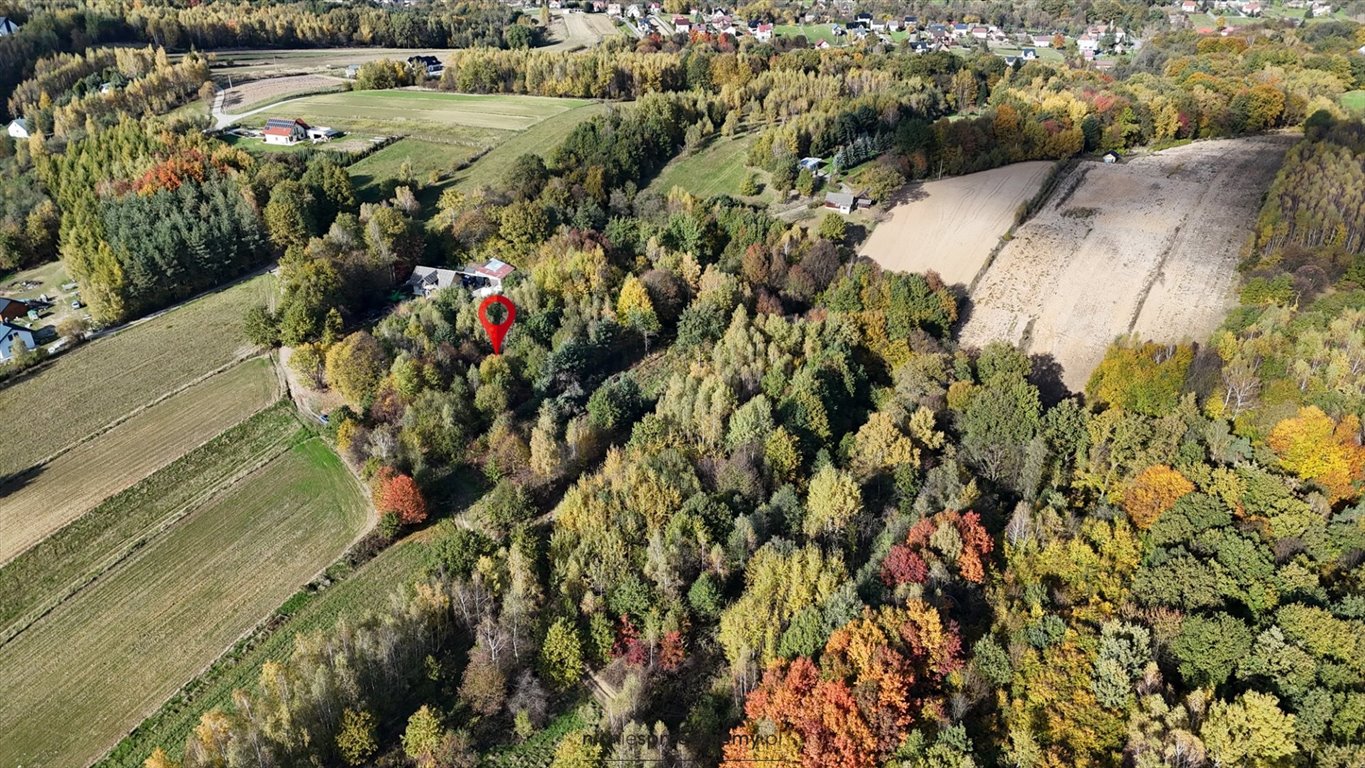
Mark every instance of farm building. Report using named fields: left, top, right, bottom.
left=0, top=17, right=19, bottom=36
left=6, top=118, right=28, bottom=139
left=0, top=298, right=30, bottom=322
left=0, top=322, right=36, bottom=361
left=263, top=118, right=310, bottom=145
left=1103, top=150, right=1122, bottom=163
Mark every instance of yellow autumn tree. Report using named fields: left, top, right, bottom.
left=1123, top=465, right=1195, bottom=530
left=1268, top=406, right=1365, bottom=503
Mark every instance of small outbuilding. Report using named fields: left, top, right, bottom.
left=6, top=118, right=29, bottom=140
left=1102, top=150, right=1122, bottom=163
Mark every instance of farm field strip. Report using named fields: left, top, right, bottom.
left=860, top=161, right=1054, bottom=286
left=0, top=358, right=279, bottom=566
left=99, top=529, right=437, bottom=768
left=0, top=439, right=368, bottom=768
left=960, top=135, right=1295, bottom=390
left=218, top=73, right=345, bottom=113
left=195, top=47, right=464, bottom=77
left=348, top=137, right=482, bottom=202
left=0, top=273, right=273, bottom=480
left=0, top=397, right=301, bottom=646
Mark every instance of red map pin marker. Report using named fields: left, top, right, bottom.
left=478, top=294, right=517, bottom=354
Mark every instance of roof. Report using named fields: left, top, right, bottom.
left=0, top=298, right=29, bottom=313
left=474, top=259, right=515, bottom=280
left=8, top=118, right=26, bottom=130
left=407, top=265, right=459, bottom=291
left=1, top=322, right=35, bottom=349
left=825, top=191, right=855, bottom=207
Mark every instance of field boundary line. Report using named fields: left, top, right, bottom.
left=0, top=352, right=273, bottom=496
left=967, top=160, right=1071, bottom=296
left=87, top=437, right=373, bottom=768
left=0, top=405, right=299, bottom=648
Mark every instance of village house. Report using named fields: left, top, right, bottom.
left=1181, top=0, right=1199, bottom=12
left=6, top=118, right=28, bottom=140
left=970, top=25, right=989, bottom=39
left=262, top=118, right=310, bottom=145
left=407, top=55, right=443, bottom=77
left=824, top=191, right=856, bottom=215
left=1022, top=47, right=1038, bottom=60
left=754, top=22, right=773, bottom=40
left=407, top=259, right=516, bottom=299
left=1031, top=34, right=1053, bottom=47
left=1077, top=33, right=1100, bottom=52
left=673, top=15, right=691, bottom=32
left=607, top=3, right=622, bottom=15
left=0, top=17, right=20, bottom=37
left=0, top=298, right=30, bottom=322
left=0, top=322, right=36, bottom=362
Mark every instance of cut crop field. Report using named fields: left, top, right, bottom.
left=249, top=89, right=592, bottom=146
left=0, top=358, right=278, bottom=565
left=959, top=134, right=1295, bottom=390
left=193, top=47, right=462, bottom=78
left=218, top=73, right=345, bottom=113
left=647, top=134, right=768, bottom=202
left=0, top=398, right=301, bottom=646
left=545, top=10, right=621, bottom=51
left=861, top=161, right=1054, bottom=286
left=0, top=438, right=367, bottom=768
left=0, top=273, right=273, bottom=480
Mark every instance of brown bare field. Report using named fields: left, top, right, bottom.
left=218, top=73, right=344, bottom=113
left=545, top=11, right=621, bottom=51
left=0, top=439, right=367, bottom=768
left=959, top=135, right=1295, bottom=390
left=860, top=161, right=1054, bottom=286
left=197, top=47, right=461, bottom=78
left=0, top=358, right=278, bottom=565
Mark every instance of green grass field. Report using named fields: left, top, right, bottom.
left=348, top=137, right=482, bottom=202
left=444, top=101, right=606, bottom=192
left=99, top=529, right=433, bottom=767
left=0, top=394, right=298, bottom=645
left=0, top=273, right=273, bottom=480
left=250, top=89, right=592, bottom=146
left=647, top=134, right=769, bottom=202
left=1342, top=90, right=1365, bottom=115
left=0, top=437, right=367, bottom=768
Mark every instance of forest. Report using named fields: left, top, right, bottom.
left=1, top=3, right=1364, bottom=765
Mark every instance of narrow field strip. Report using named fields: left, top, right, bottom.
left=0, top=439, right=367, bottom=768
left=0, top=358, right=279, bottom=565
left=0, top=273, right=273, bottom=479
left=0, top=398, right=302, bottom=646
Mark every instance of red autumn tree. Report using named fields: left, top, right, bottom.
left=613, top=615, right=647, bottom=667
left=882, top=510, right=994, bottom=587
left=659, top=630, right=686, bottom=671
left=373, top=468, right=428, bottom=525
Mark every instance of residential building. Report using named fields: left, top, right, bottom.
left=407, top=259, right=516, bottom=299
left=1022, top=47, right=1038, bottom=60
left=0, top=298, right=30, bottom=322
left=824, top=191, right=856, bottom=214
left=0, top=323, right=35, bottom=361
left=407, top=55, right=443, bottom=77
left=6, top=118, right=28, bottom=140
left=754, top=22, right=773, bottom=40
left=0, top=17, right=19, bottom=36
left=262, top=118, right=310, bottom=145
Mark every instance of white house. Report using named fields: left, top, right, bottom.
left=407, top=259, right=516, bottom=299
left=824, top=191, right=855, bottom=215
left=1077, top=33, right=1100, bottom=52
left=0, top=323, right=36, bottom=362
left=6, top=118, right=28, bottom=140
left=607, top=3, right=622, bottom=15
left=262, top=118, right=309, bottom=145
left=0, top=17, right=20, bottom=37
left=754, top=22, right=773, bottom=41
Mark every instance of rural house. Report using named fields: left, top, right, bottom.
left=6, top=118, right=29, bottom=140
left=0, top=17, right=20, bottom=36
left=407, top=55, right=443, bottom=77
left=0, top=323, right=35, bottom=361
left=263, top=118, right=310, bottom=145
left=0, top=298, right=30, bottom=322
left=407, top=259, right=516, bottom=299
left=824, top=191, right=856, bottom=215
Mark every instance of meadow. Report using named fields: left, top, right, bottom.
left=0, top=273, right=273, bottom=480
left=1343, top=90, right=1365, bottom=114
left=0, top=438, right=367, bottom=768
left=646, top=134, right=769, bottom=202
left=0, top=395, right=299, bottom=645
left=448, top=101, right=607, bottom=192
left=249, top=89, right=592, bottom=145
left=0, top=358, right=279, bottom=565
left=348, top=137, right=482, bottom=202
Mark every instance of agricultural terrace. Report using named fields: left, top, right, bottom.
left=248, top=90, right=593, bottom=146
left=0, top=273, right=273, bottom=481
left=0, top=358, right=278, bottom=565
left=861, top=161, right=1054, bottom=286
left=647, top=134, right=773, bottom=203
left=0, top=438, right=367, bottom=768
left=961, top=135, right=1295, bottom=390
left=0, top=398, right=300, bottom=645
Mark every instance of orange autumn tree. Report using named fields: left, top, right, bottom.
left=1267, top=406, right=1365, bottom=503
left=722, top=600, right=962, bottom=768
left=881, top=510, right=993, bottom=587
left=1122, top=464, right=1195, bottom=529
left=372, top=468, right=429, bottom=525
